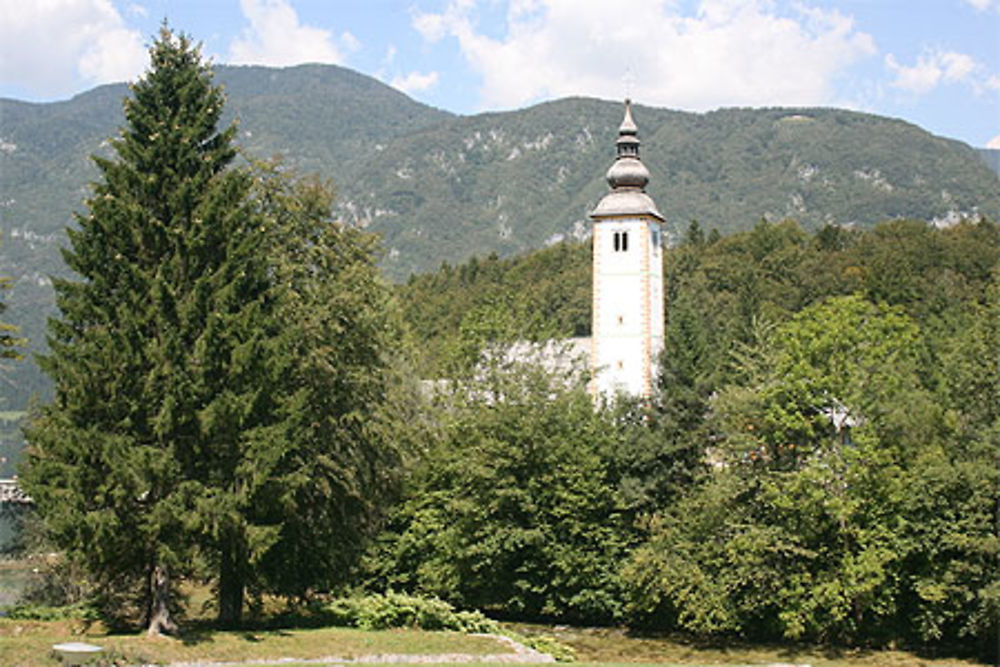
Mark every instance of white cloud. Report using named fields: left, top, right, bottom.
left=229, top=0, right=343, bottom=66
left=391, top=70, right=440, bottom=94
left=0, top=0, right=147, bottom=99
left=962, top=0, right=998, bottom=11
left=341, top=31, right=362, bottom=53
left=411, top=0, right=876, bottom=111
left=939, top=51, right=976, bottom=82
left=886, top=49, right=996, bottom=95
left=987, top=134, right=1000, bottom=149
left=885, top=54, right=941, bottom=94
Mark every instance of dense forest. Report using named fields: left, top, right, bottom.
left=387, top=217, right=999, bottom=652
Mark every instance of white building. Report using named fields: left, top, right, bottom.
left=589, top=100, right=665, bottom=400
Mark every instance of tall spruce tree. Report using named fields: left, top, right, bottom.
left=23, top=27, right=409, bottom=632
left=23, top=27, right=254, bottom=633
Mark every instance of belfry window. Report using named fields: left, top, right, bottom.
left=613, top=231, right=629, bottom=252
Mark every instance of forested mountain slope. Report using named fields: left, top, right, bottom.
left=351, top=101, right=999, bottom=278
left=0, top=63, right=998, bottom=408
left=978, top=147, right=1000, bottom=176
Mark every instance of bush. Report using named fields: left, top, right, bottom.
left=6, top=601, right=95, bottom=621
left=522, top=634, right=576, bottom=662
left=323, top=592, right=576, bottom=662
left=324, top=591, right=500, bottom=633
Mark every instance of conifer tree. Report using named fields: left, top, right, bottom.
left=23, top=27, right=410, bottom=633
left=23, top=27, right=255, bottom=634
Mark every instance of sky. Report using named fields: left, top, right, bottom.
left=1, top=0, right=998, bottom=148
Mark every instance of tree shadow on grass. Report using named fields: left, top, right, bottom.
left=172, top=625, right=294, bottom=647
left=176, top=626, right=215, bottom=646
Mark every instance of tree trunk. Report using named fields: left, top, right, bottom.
left=147, top=563, right=178, bottom=637
left=217, top=539, right=245, bottom=628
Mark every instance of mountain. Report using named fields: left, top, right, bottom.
left=978, top=148, right=1000, bottom=176
left=1, top=63, right=998, bottom=409
left=340, top=100, right=1000, bottom=277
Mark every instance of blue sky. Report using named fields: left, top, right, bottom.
left=2, top=0, right=998, bottom=147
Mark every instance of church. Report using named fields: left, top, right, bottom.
left=505, top=99, right=666, bottom=402
left=588, top=99, right=665, bottom=399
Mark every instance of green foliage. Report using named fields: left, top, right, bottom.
left=5, top=602, right=95, bottom=621
left=23, top=27, right=246, bottom=630
left=321, top=592, right=577, bottom=661
left=239, top=163, right=416, bottom=605
left=324, top=591, right=500, bottom=633
left=394, top=219, right=999, bottom=651
left=521, top=634, right=577, bottom=662
left=398, top=242, right=590, bottom=377
left=623, top=291, right=998, bottom=650
left=0, top=244, right=25, bottom=416
left=366, top=362, right=627, bottom=625
left=20, top=28, right=410, bottom=632
left=0, top=276, right=22, bottom=364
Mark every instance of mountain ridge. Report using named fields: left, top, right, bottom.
left=0, top=63, right=998, bottom=408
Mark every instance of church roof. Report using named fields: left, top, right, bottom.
left=591, top=190, right=664, bottom=219
left=591, top=99, right=664, bottom=222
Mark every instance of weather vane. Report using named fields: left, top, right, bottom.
left=623, top=66, right=635, bottom=101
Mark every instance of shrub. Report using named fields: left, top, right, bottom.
left=6, top=601, right=95, bottom=621
left=324, top=591, right=500, bottom=633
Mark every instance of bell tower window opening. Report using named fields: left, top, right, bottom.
left=612, top=231, right=629, bottom=253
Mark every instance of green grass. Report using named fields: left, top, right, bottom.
left=0, top=617, right=985, bottom=666
left=510, top=624, right=986, bottom=666
left=0, top=568, right=983, bottom=667
left=0, top=620, right=512, bottom=666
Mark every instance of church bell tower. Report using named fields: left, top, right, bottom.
left=590, top=100, right=665, bottom=400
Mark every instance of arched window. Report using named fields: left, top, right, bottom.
left=613, top=232, right=620, bottom=252
left=621, top=231, right=628, bottom=252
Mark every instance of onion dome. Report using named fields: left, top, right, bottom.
left=592, top=99, right=664, bottom=221
left=606, top=99, right=649, bottom=189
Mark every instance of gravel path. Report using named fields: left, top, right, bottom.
left=147, top=634, right=556, bottom=666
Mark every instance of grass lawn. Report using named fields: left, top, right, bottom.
left=511, top=624, right=986, bottom=667
left=0, top=618, right=986, bottom=666
left=0, top=619, right=511, bottom=666
left=0, top=563, right=984, bottom=667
